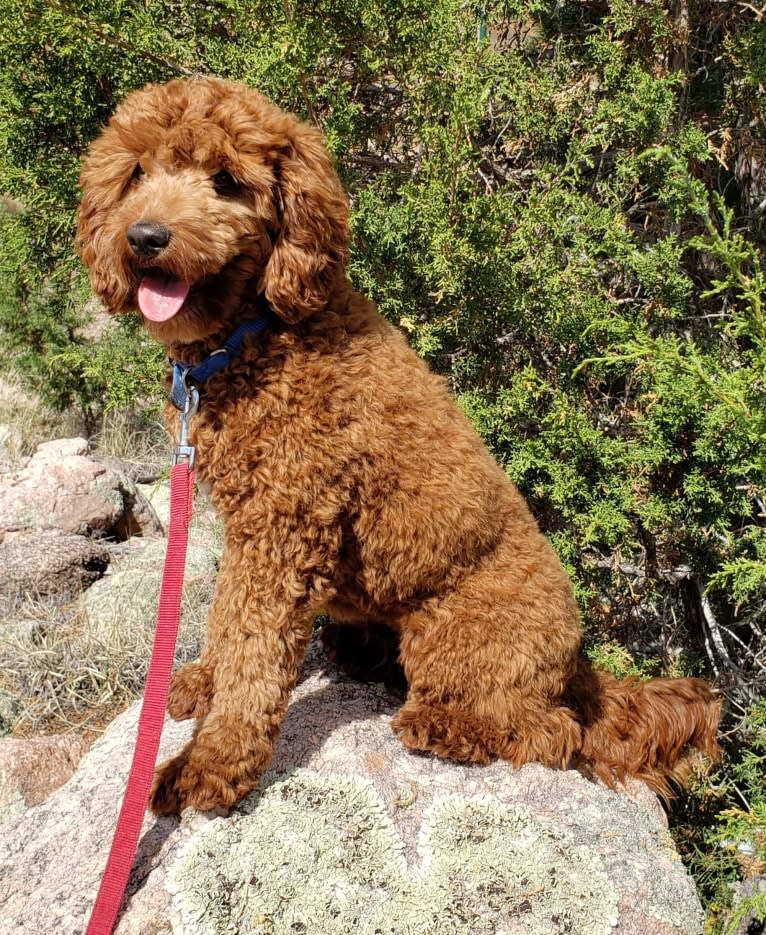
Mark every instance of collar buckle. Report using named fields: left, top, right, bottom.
left=168, top=314, right=272, bottom=411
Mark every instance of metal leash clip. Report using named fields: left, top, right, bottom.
left=172, top=382, right=199, bottom=467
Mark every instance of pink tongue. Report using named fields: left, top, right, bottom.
left=137, top=272, right=190, bottom=322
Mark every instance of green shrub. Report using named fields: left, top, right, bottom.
left=673, top=698, right=766, bottom=932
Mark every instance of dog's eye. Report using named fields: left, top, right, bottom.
left=212, top=169, right=239, bottom=195
left=131, top=164, right=144, bottom=183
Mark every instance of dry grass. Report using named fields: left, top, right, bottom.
left=0, top=577, right=211, bottom=735
left=0, top=369, right=171, bottom=476
left=91, top=406, right=171, bottom=480
left=0, top=371, right=85, bottom=468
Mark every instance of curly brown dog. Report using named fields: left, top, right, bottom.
left=77, top=77, right=720, bottom=815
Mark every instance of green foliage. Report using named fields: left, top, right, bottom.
left=718, top=698, right=766, bottom=846
left=1, top=1, right=766, bottom=924
left=674, top=699, right=766, bottom=932
left=55, top=315, right=166, bottom=412
left=583, top=640, right=659, bottom=680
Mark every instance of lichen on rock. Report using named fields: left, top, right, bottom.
left=417, top=793, right=618, bottom=934
left=168, top=769, right=410, bottom=934
left=168, top=769, right=620, bottom=935
left=0, top=645, right=707, bottom=934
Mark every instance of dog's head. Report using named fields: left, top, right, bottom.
left=77, top=77, right=349, bottom=344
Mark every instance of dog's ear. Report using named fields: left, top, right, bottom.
left=259, top=123, right=349, bottom=323
left=76, top=144, right=130, bottom=313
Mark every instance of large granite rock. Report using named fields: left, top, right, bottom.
left=0, top=437, right=163, bottom=540
left=0, top=733, right=89, bottom=823
left=0, top=641, right=705, bottom=935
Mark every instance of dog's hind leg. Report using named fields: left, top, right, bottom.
left=391, top=559, right=584, bottom=770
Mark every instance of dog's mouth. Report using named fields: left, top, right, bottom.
left=137, top=271, right=191, bottom=323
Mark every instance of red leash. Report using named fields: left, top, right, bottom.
left=85, top=461, right=195, bottom=935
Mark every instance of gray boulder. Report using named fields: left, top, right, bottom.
left=81, top=537, right=217, bottom=640
left=0, top=640, right=705, bottom=935
left=0, top=529, right=110, bottom=602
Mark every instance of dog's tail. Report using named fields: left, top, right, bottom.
left=565, top=660, right=721, bottom=797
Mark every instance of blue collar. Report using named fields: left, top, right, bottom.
left=169, top=314, right=272, bottom=410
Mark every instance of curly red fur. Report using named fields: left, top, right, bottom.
left=77, top=77, right=720, bottom=815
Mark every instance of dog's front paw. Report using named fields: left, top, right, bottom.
left=149, top=746, right=241, bottom=816
left=149, top=751, right=188, bottom=816
left=167, top=662, right=214, bottom=721
left=149, top=727, right=274, bottom=816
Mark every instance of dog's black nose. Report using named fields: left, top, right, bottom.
left=127, top=222, right=171, bottom=257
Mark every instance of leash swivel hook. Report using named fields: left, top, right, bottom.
left=172, top=376, right=199, bottom=468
